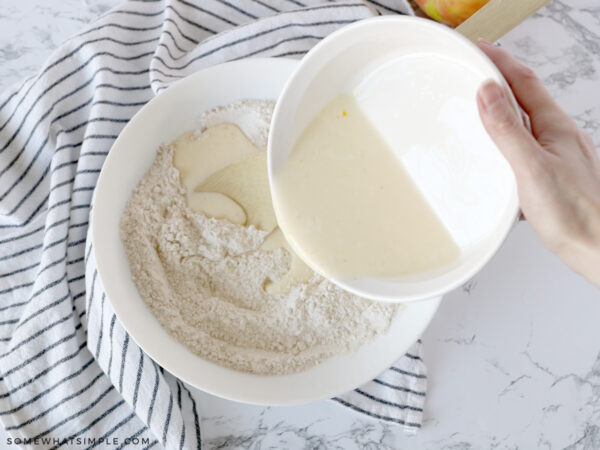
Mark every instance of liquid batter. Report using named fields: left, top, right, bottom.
left=173, top=123, right=260, bottom=191
left=274, top=94, right=460, bottom=280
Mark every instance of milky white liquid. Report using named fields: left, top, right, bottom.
left=355, top=54, right=514, bottom=248
left=274, top=93, right=460, bottom=280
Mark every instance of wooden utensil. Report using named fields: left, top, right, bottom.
left=456, top=0, right=552, bottom=42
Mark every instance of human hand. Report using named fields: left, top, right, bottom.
left=476, top=39, right=600, bottom=287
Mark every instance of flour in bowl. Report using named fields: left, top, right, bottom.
left=120, top=99, right=400, bottom=375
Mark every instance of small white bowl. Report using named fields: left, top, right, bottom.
left=268, top=16, right=520, bottom=303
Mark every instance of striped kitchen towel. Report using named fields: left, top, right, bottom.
left=0, top=0, right=427, bottom=448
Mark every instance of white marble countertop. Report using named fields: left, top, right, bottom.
left=1, top=0, right=599, bottom=448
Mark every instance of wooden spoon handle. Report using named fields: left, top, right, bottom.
left=456, top=0, right=552, bottom=43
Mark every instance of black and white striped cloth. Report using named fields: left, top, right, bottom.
left=0, top=0, right=429, bottom=447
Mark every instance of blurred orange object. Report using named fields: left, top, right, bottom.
left=414, top=0, right=490, bottom=27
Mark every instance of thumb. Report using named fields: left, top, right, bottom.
left=477, top=81, right=541, bottom=174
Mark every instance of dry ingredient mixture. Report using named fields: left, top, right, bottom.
left=120, top=100, right=400, bottom=375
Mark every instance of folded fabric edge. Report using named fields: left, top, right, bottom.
left=330, top=396, right=421, bottom=434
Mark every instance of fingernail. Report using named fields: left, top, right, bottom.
left=477, top=38, right=492, bottom=47
left=479, top=81, right=505, bottom=110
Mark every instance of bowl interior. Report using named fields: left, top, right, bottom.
left=268, top=16, right=519, bottom=303
left=92, top=57, right=441, bottom=405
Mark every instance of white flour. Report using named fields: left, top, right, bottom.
left=198, top=100, right=273, bottom=148
left=120, top=100, right=400, bottom=375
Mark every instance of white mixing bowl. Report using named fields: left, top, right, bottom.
left=92, top=57, right=441, bottom=405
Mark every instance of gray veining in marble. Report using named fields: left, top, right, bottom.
left=0, top=0, right=121, bottom=94
left=1, top=1, right=600, bottom=449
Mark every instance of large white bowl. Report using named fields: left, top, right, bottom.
left=92, top=57, right=440, bottom=405
left=268, top=16, right=520, bottom=303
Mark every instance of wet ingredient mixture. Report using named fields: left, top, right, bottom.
left=273, top=94, right=460, bottom=280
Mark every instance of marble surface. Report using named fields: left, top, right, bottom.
left=1, top=0, right=600, bottom=448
